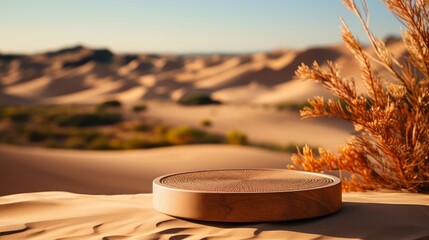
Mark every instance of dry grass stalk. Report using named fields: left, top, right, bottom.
left=290, top=0, right=429, bottom=192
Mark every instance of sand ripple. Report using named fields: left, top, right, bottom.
left=0, top=192, right=428, bottom=240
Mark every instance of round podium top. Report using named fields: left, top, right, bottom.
left=153, top=169, right=342, bottom=222
left=157, top=169, right=337, bottom=193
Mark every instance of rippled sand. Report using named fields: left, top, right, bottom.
left=1, top=191, right=428, bottom=240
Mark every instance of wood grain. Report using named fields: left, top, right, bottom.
left=153, top=169, right=341, bottom=222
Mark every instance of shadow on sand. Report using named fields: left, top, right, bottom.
left=191, top=202, right=429, bottom=240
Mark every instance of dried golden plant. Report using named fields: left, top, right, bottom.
left=290, top=0, right=429, bottom=192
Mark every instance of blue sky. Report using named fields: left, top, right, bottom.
left=0, top=0, right=401, bottom=54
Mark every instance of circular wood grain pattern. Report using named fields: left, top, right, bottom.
left=160, top=169, right=334, bottom=192
left=153, top=169, right=341, bottom=222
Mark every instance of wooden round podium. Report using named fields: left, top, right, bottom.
left=153, top=169, right=341, bottom=222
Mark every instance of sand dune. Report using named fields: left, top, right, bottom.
left=253, top=79, right=334, bottom=104
left=0, top=92, right=31, bottom=105
left=0, top=191, right=427, bottom=239
left=0, top=39, right=405, bottom=105
left=267, top=51, right=296, bottom=70
left=0, top=144, right=291, bottom=196
left=39, top=74, right=90, bottom=98
left=82, top=81, right=146, bottom=104
left=108, top=85, right=146, bottom=103
left=4, top=76, right=51, bottom=97
left=41, top=78, right=122, bottom=104
left=178, top=57, right=242, bottom=83
left=212, top=82, right=271, bottom=103
left=193, top=59, right=263, bottom=89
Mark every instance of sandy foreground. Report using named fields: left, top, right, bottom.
left=0, top=192, right=428, bottom=240
left=1, top=144, right=429, bottom=239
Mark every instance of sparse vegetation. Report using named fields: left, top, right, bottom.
left=57, top=113, right=122, bottom=127
left=276, top=102, right=310, bottom=111
left=290, top=0, right=429, bottom=192
left=0, top=105, right=226, bottom=150
left=1, top=105, right=314, bottom=155
left=253, top=143, right=312, bottom=154
left=132, top=104, right=147, bottom=112
left=226, top=129, right=248, bottom=145
left=166, top=126, right=221, bottom=145
left=0, top=106, right=32, bottom=122
left=200, top=119, right=212, bottom=127
left=134, top=123, right=152, bottom=132
left=178, top=94, right=221, bottom=106
left=96, top=100, right=122, bottom=111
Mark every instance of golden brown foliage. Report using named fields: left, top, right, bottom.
left=290, top=0, right=429, bottom=192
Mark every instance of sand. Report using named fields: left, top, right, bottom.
left=0, top=191, right=428, bottom=240
left=0, top=144, right=291, bottom=196
left=0, top=40, right=405, bottom=105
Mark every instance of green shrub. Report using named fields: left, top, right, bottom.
left=57, top=113, right=122, bottom=127
left=152, top=124, right=168, bottom=135
left=166, top=126, right=221, bottom=145
left=122, top=137, right=170, bottom=149
left=88, top=136, right=114, bottom=150
left=0, top=135, right=17, bottom=144
left=200, top=119, right=212, bottom=127
left=25, top=127, right=68, bottom=142
left=132, top=104, right=147, bottom=112
left=27, top=130, right=48, bottom=142
left=134, top=123, right=154, bottom=132
left=276, top=102, right=310, bottom=111
left=178, top=94, right=221, bottom=106
left=226, top=129, right=247, bottom=145
left=100, top=100, right=122, bottom=108
left=105, top=139, right=123, bottom=150
left=42, top=139, right=60, bottom=148
left=73, top=130, right=103, bottom=141
left=64, top=137, right=87, bottom=149
left=253, top=143, right=302, bottom=153
left=0, top=106, right=32, bottom=122
left=97, top=100, right=122, bottom=111
left=166, top=126, right=204, bottom=145
left=121, top=137, right=148, bottom=149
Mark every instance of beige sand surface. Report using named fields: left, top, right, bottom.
left=0, top=144, right=291, bottom=196
left=4, top=76, right=52, bottom=97
left=0, top=191, right=427, bottom=240
left=212, top=82, right=270, bottom=103
left=0, top=92, right=31, bottom=105
left=252, top=78, right=334, bottom=104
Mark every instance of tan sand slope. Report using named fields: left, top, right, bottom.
left=252, top=78, right=334, bottom=104
left=0, top=92, right=31, bottom=105
left=0, top=191, right=428, bottom=239
left=0, top=144, right=291, bottom=196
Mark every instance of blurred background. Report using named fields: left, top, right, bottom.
left=0, top=0, right=404, bottom=195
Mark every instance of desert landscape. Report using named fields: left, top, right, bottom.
left=1, top=0, right=429, bottom=239
left=1, top=39, right=386, bottom=196
left=1, top=39, right=427, bottom=240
